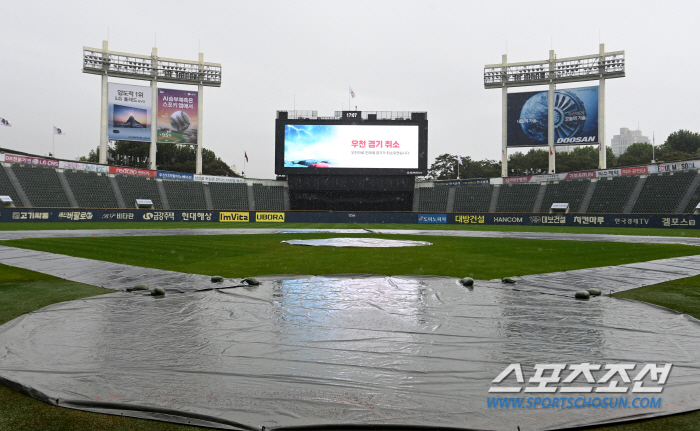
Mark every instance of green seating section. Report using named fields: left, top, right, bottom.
left=162, top=180, right=207, bottom=210
left=0, top=167, right=22, bottom=205
left=209, top=182, right=249, bottom=210
left=540, top=180, right=590, bottom=213
left=417, top=187, right=448, bottom=213
left=64, top=170, right=119, bottom=208
left=495, top=183, right=539, bottom=212
left=115, top=175, right=164, bottom=209
left=587, top=176, right=638, bottom=213
left=633, top=171, right=697, bottom=213
left=253, top=184, right=285, bottom=211
left=11, top=164, right=70, bottom=208
left=453, top=185, right=492, bottom=212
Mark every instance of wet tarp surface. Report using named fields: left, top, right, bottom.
left=1, top=275, right=700, bottom=431
left=281, top=238, right=432, bottom=247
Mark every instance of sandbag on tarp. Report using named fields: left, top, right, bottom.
left=281, top=238, right=432, bottom=247
left=1, top=275, right=700, bottom=431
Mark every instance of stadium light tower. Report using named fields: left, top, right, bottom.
left=82, top=41, right=221, bottom=173
left=484, top=43, right=624, bottom=176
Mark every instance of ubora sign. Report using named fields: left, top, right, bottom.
left=256, top=212, right=285, bottom=222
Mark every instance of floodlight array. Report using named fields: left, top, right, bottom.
left=484, top=51, right=624, bottom=88
left=83, top=48, right=221, bottom=87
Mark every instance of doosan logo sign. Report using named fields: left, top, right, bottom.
left=557, top=136, right=596, bottom=144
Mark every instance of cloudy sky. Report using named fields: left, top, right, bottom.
left=1, top=0, right=697, bottom=178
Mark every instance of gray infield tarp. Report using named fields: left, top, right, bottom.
left=1, top=275, right=700, bottom=430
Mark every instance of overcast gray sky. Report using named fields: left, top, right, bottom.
left=1, top=0, right=698, bottom=178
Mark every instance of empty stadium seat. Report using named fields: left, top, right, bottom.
left=11, top=164, right=70, bottom=208
left=452, top=185, right=493, bottom=212
left=163, top=180, right=207, bottom=210
left=495, top=183, right=539, bottom=212
left=540, top=180, right=590, bottom=213
left=64, top=170, right=119, bottom=208
left=586, top=176, right=638, bottom=213
left=633, top=171, right=697, bottom=213
left=417, top=187, right=448, bottom=212
left=115, top=175, right=164, bottom=209
left=209, top=182, right=249, bottom=210
left=0, top=167, right=22, bottom=206
left=253, top=184, right=285, bottom=211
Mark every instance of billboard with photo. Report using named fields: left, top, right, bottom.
left=507, top=86, right=598, bottom=147
left=108, top=83, right=151, bottom=142
left=157, top=88, right=198, bottom=144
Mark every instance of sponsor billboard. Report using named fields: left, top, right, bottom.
left=507, top=86, right=598, bottom=147
left=4, top=154, right=58, bottom=167
left=108, top=166, right=157, bottom=177
left=219, top=212, right=250, bottom=222
left=108, top=83, right=152, bottom=142
left=157, top=88, right=198, bottom=144
left=256, top=212, right=285, bottom=222
left=283, top=124, right=418, bottom=170
left=58, top=161, right=110, bottom=173
left=193, top=174, right=245, bottom=183
left=157, top=171, right=194, bottom=181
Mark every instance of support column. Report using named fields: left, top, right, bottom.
left=501, top=54, right=508, bottom=177
left=548, top=49, right=556, bottom=174
left=196, top=53, right=204, bottom=175
left=149, top=47, right=158, bottom=171
left=598, top=43, right=607, bottom=169
left=99, top=40, right=109, bottom=165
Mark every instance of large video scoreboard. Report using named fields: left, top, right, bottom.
left=275, top=111, right=428, bottom=176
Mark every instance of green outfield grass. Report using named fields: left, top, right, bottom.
left=1, top=229, right=700, bottom=430
left=4, top=233, right=700, bottom=279
left=0, top=220, right=700, bottom=237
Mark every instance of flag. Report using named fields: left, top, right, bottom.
left=350, top=86, right=355, bottom=98
left=457, top=154, right=462, bottom=164
left=53, top=126, right=65, bottom=135
left=0, top=117, right=10, bottom=127
left=549, top=147, right=553, bottom=156
left=245, top=152, right=249, bottom=163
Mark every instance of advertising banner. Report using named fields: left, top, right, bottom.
left=3, top=209, right=699, bottom=230
left=0, top=153, right=4, bottom=162
left=58, top=161, right=109, bottom=173
left=621, top=166, right=648, bottom=176
left=157, top=171, right=194, bottom=181
left=565, top=171, right=596, bottom=180
left=4, top=154, right=58, bottom=167
left=284, top=124, right=419, bottom=169
left=658, top=160, right=699, bottom=173
left=434, top=179, right=490, bottom=187
left=596, top=169, right=621, bottom=178
left=109, top=166, right=156, bottom=177
left=507, top=86, right=599, bottom=147
left=108, top=83, right=151, bottom=142
left=193, top=174, right=245, bottom=184
left=157, top=88, right=198, bottom=144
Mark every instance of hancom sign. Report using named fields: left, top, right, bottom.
left=507, top=86, right=598, bottom=147
left=256, top=212, right=285, bottom=222
left=219, top=212, right=249, bottom=222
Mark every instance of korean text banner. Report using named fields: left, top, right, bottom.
left=157, top=88, right=198, bottom=144
left=507, top=86, right=598, bottom=147
left=284, top=124, right=418, bottom=169
left=107, top=83, right=152, bottom=142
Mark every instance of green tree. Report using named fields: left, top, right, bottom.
left=79, top=141, right=240, bottom=176
left=615, top=142, right=654, bottom=167
left=663, top=129, right=700, bottom=155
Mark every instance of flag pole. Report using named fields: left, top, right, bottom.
left=52, top=131, right=55, bottom=158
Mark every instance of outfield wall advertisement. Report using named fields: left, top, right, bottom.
left=157, top=88, right=198, bottom=144
left=507, top=86, right=598, bottom=147
left=284, top=124, right=419, bottom=169
left=2, top=209, right=699, bottom=229
left=108, top=83, right=152, bottom=142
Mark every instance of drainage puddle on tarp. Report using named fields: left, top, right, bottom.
left=1, top=275, right=699, bottom=430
